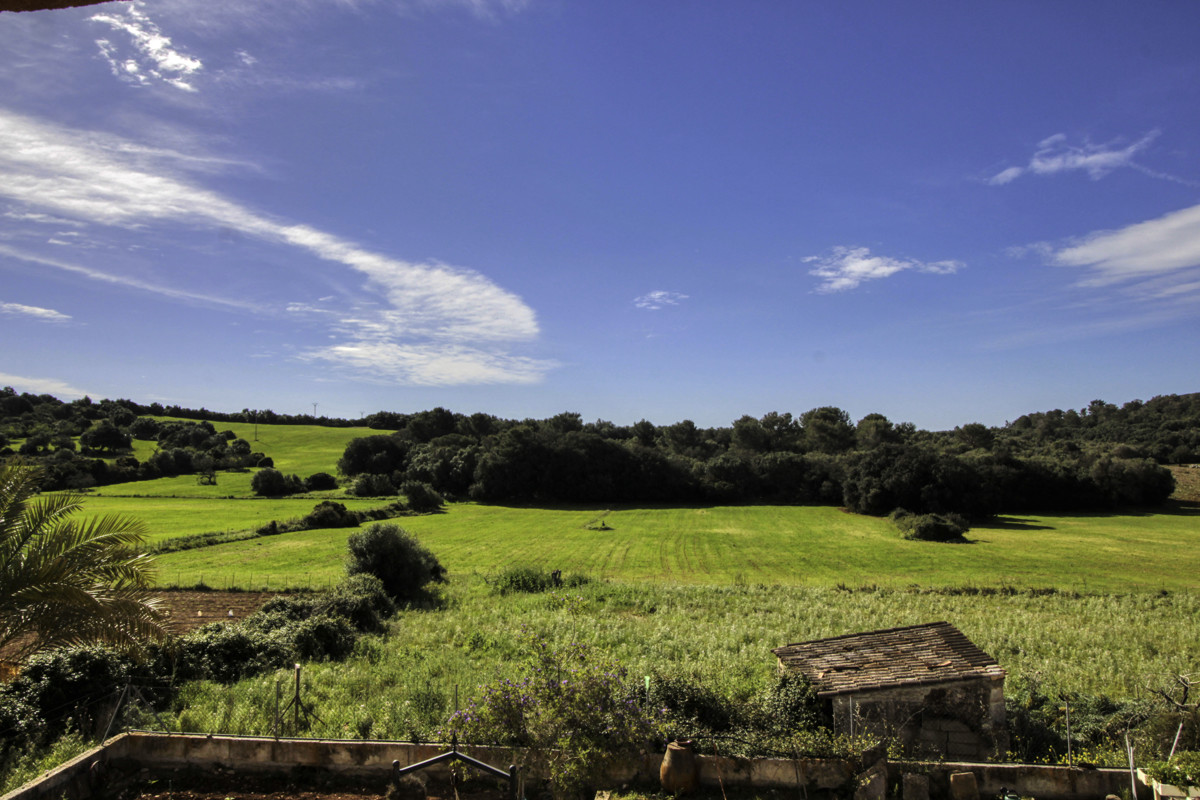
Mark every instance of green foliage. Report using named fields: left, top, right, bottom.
left=491, top=565, right=589, bottom=595
left=0, top=462, right=166, bottom=662
left=304, top=472, right=339, bottom=491
left=285, top=614, right=357, bottom=662
left=400, top=480, right=443, bottom=512
left=0, top=730, right=92, bottom=796
left=0, top=645, right=135, bottom=752
left=647, top=671, right=734, bottom=734
left=890, top=508, right=970, bottom=542
left=1146, top=752, right=1200, bottom=788
left=445, top=629, right=665, bottom=797
left=250, top=468, right=305, bottom=497
left=351, top=473, right=395, bottom=497
left=173, top=623, right=292, bottom=683
left=346, top=522, right=446, bottom=604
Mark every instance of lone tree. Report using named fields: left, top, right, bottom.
left=345, top=522, right=446, bottom=604
left=0, top=462, right=166, bottom=662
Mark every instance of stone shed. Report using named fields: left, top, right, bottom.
left=773, top=621, right=1008, bottom=760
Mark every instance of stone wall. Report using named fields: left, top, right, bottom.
left=830, top=677, right=1008, bottom=761
left=0, top=733, right=1146, bottom=800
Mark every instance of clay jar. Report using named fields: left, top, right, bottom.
left=659, top=739, right=699, bottom=795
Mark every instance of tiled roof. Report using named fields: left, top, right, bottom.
left=772, top=621, right=1005, bottom=697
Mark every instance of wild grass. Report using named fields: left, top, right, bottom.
left=164, top=574, right=1200, bottom=741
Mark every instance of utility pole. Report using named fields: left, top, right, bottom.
left=312, top=402, right=318, bottom=417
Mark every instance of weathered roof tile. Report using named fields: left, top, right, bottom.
left=772, top=621, right=1004, bottom=697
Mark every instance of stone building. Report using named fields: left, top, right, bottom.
left=772, top=621, right=1008, bottom=760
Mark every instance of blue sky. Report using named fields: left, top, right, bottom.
left=1, top=1, right=1198, bottom=430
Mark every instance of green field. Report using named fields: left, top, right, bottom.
left=152, top=501, right=1200, bottom=592
left=18, top=422, right=1200, bottom=761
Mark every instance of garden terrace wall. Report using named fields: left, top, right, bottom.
left=1, top=733, right=1143, bottom=800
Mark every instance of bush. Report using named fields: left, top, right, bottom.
left=647, top=671, right=735, bottom=734
left=315, top=574, right=396, bottom=633
left=285, top=614, right=357, bottom=661
left=1146, top=752, right=1200, bottom=788
left=304, top=472, right=339, bottom=491
left=300, top=500, right=359, bottom=529
left=346, top=522, right=446, bottom=603
left=491, top=565, right=589, bottom=595
left=351, top=473, right=395, bottom=497
left=401, top=480, right=444, bottom=512
left=445, top=630, right=664, bottom=797
left=173, top=624, right=291, bottom=683
left=890, top=508, right=969, bottom=542
left=251, top=468, right=304, bottom=497
left=0, top=646, right=135, bottom=751
left=752, top=671, right=822, bottom=734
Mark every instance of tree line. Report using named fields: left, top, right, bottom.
left=2, top=387, right=1193, bottom=516
left=336, top=403, right=1185, bottom=516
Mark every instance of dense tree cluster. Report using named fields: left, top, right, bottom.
left=333, top=401, right=1187, bottom=517
left=0, top=390, right=270, bottom=490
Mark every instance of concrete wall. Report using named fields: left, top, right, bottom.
left=0, top=732, right=1148, bottom=800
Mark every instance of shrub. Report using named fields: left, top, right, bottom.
left=251, top=468, right=304, bottom=497
left=304, top=472, right=339, bottom=491
left=647, top=671, right=734, bottom=734
left=346, top=523, right=446, bottom=604
left=0, top=646, right=135, bottom=751
left=400, top=480, right=443, bottom=512
left=445, top=629, right=664, bottom=797
left=1146, top=752, right=1200, bottom=788
left=890, top=508, right=969, bottom=542
left=285, top=614, right=357, bottom=661
left=752, top=671, right=822, bottom=734
left=351, top=473, right=395, bottom=497
left=173, top=624, right=291, bottom=683
left=315, top=574, right=396, bottom=633
left=491, top=565, right=589, bottom=595
left=300, top=500, right=359, bottom=529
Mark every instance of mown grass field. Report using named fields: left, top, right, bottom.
left=152, top=501, right=1200, bottom=593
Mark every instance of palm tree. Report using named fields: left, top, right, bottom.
left=0, top=461, right=167, bottom=663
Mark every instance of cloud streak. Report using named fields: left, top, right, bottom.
left=0, top=302, right=71, bottom=323
left=0, top=372, right=88, bottom=399
left=634, top=290, right=688, bottom=310
left=0, top=109, right=547, bottom=386
left=989, top=131, right=1169, bottom=185
left=1049, top=202, right=1200, bottom=290
left=806, top=247, right=963, bottom=293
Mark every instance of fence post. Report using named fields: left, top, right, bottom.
left=102, top=680, right=131, bottom=741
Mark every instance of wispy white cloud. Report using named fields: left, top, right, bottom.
left=0, top=372, right=88, bottom=399
left=0, top=244, right=260, bottom=312
left=0, top=302, right=71, bottom=323
left=299, top=341, right=551, bottom=386
left=988, top=131, right=1180, bottom=185
left=634, top=290, right=689, bottom=310
left=806, top=246, right=963, bottom=293
left=1049, top=203, right=1200, bottom=288
left=91, top=1, right=203, bottom=92
left=0, top=109, right=547, bottom=386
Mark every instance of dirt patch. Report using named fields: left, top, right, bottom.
left=156, top=590, right=281, bottom=634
